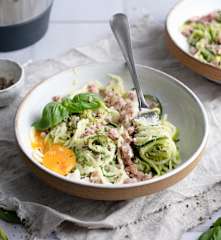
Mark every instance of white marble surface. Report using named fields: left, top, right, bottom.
left=0, top=0, right=220, bottom=239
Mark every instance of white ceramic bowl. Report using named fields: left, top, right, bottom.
left=0, top=59, right=24, bottom=107
left=166, top=0, right=221, bottom=83
left=15, top=62, right=208, bottom=200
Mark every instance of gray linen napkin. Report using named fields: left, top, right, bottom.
left=1, top=18, right=221, bottom=240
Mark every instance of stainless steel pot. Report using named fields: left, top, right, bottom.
left=0, top=0, right=54, bottom=51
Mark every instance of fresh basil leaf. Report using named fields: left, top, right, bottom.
left=61, top=98, right=80, bottom=113
left=72, top=93, right=103, bottom=111
left=62, top=93, right=104, bottom=113
left=199, top=226, right=221, bottom=240
left=212, top=217, right=221, bottom=227
left=32, top=102, right=69, bottom=131
left=0, top=208, right=21, bottom=224
left=33, top=93, right=104, bottom=131
left=0, top=227, right=8, bottom=240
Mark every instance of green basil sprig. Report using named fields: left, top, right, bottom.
left=0, top=227, right=8, bottom=240
left=32, top=102, right=69, bottom=131
left=0, top=208, right=21, bottom=224
left=198, top=217, right=221, bottom=240
left=33, top=93, right=104, bottom=131
left=62, top=93, right=103, bottom=113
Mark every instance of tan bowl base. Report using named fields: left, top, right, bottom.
left=20, top=150, right=203, bottom=201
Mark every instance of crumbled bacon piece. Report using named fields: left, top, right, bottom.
left=200, top=13, right=214, bottom=23
left=120, top=142, right=149, bottom=181
left=182, top=27, right=192, bottom=37
left=127, top=126, right=135, bottom=135
left=121, top=143, right=134, bottom=161
left=87, top=84, right=98, bottom=93
left=114, top=98, right=126, bottom=110
left=127, top=91, right=136, bottom=101
left=119, top=102, right=135, bottom=125
left=108, top=128, right=119, bottom=140
left=82, top=124, right=101, bottom=137
left=190, top=46, right=197, bottom=55
left=104, top=91, right=126, bottom=111
left=90, top=171, right=102, bottom=183
left=122, top=131, right=133, bottom=144
left=52, top=96, right=60, bottom=102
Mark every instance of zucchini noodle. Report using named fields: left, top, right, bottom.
left=133, top=118, right=180, bottom=176
left=182, top=10, right=221, bottom=68
left=31, top=75, right=181, bottom=184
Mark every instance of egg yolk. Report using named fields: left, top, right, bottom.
left=32, top=130, right=46, bottom=152
left=43, top=144, right=76, bottom=176
left=32, top=130, right=76, bottom=176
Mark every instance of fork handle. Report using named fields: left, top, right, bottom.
left=110, top=13, right=148, bottom=110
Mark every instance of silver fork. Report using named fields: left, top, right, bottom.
left=110, top=13, right=159, bottom=123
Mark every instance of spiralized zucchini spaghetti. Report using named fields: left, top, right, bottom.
left=182, top=10, right=221, bottom=68
left=31, top=75, right=180, bottom=184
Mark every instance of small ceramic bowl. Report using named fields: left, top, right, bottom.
left=15, top=62, right=208, bottom=200
left=166, top=0, right=221, bottom=83
left=0, top=59, right=24, bottom=107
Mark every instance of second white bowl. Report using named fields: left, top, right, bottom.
left=166, top=0, right=221, bottom=83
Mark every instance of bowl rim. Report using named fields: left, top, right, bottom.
left=0, top=59, right=24, bottom=93
left=15, top=62, right=209, bottom=189
left=166, top=0, right=221, bottom=73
